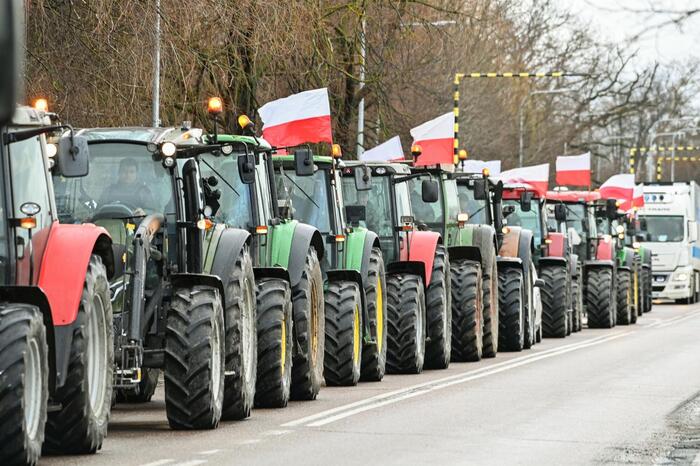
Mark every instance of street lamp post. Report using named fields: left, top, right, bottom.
left=151, top=0, right=161, bottom=128
left=518, top=88, right=574, bottom=167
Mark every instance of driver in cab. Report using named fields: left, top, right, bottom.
left=100, top=158, right=157, bottom=215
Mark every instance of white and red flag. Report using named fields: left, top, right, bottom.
left=361, top=136, right=404, bottom=162
left=461, top=159, right=501, bottom=176
left=410, top=112, right=454, bottom=167
left=556, top=152, right=591, bottom=186
left=599, top=174, right=635, bottom=202
left=496, top=163, right=550, bottom=195
left=619, top=184, right=645, bottom=211
left=258, top=88, right=333, bottom=147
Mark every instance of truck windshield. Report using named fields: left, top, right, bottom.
left=409, top=175, right=443, bottom=230
left=503, top=199, right=542, bottom=245
left=198, top=153, right=252, bottom=228
left=639, top=215, right=684, bottom=242
left=276, top=167, right=331, bottom=233
left=457, top=184, right=487, bottom=225
left=53, top=142, right=174, bottom=223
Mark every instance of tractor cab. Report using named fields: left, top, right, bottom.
left=501, top=185, right=548, bottom=259
left=545, top=190, right=600, bottom=262
left=453, top=170, right=506, bottom=248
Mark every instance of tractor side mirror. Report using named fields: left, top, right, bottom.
left=519, top=191, right=533, bottom=212
left=237, top=152, right=255, bottom=184
left=354, top=166, right=372, bottom=191
left=502, top=204, right=516, bottom=217
left=293, top=148, right=314, bottom=176
left=554, top=203, right=567, bottom=223
left=492, top=180, right=503, bottom=203
left=473, top=179, right=488, bottom=200
left=57, top=135, right=90, bottom=178
left=639, top=217, right=648, bottom=231
left=605, top=199, right=617, bottom=220
left=345, top=205, right=366, bottom=225
left=0, top=0, right=23, bottom=126
left=422, top=179, right=439, bottom=203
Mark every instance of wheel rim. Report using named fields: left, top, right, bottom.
left=376, top=277, right=383, bottom=353
left=211, top=314, right=222, bottom=404
left=280, top=311, right=287, bottom=373
left=24, top=336, right=42, bottom=439
left=87, top=292, right=108, bottom=416
left=309, top=277, right=320, bottom=366
left=242, top=275, right=255, bottom=382
left=353, top=304, right=361, bottom=365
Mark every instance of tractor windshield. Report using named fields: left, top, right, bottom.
left=457, top=183, right=488, bottom=225
left=503, top=199, right=543, bottom=245
left=276, top=167, right=332, bottom=233
left=54, top=142, right=174, bottom=223
left=198, top=152, right=253, bottom=228
left=408, top=175, right=443, bottom=230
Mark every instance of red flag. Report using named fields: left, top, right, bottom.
left=619, top=184, right=644, bottom=211
left=496, top=163, right=550, bottom=195
left=556, top=153, right=591, bottom=186
left=258, top=88, right=333, bottom=147
left=599, top=174, right=635, bottom=202
left=410, top=112, right=454, bottom=166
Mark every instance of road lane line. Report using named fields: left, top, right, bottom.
left=172, top=461, right=206, bottom=466
left=282, top=332, right=626, bottom=428
left=281, top=333, right=616, bottom=428
left=263, top=429, right=292, bottom=436
left=656, top=311, right=700, bottom=328
left=141, top=460, right=174, bottom=466
left=197, top=450, right=221, bottom=455
left=306, top=332, right=631, bottom=427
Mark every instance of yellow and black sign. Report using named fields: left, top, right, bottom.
left=628, top=146, right=700, bottom=175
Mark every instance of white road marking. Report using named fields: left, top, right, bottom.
left=197, top=450, right=221, bottom=455
left=237, top=439, right=261, bottom=445
left=655, top=311, right=700, bottom=328
left=263, top=429, right=292, bottom=436
left=283, top=332, right=627, bottom=428
left=141, top=460, right=174, bottom=466
left=172, top=461, right=206, bottom=466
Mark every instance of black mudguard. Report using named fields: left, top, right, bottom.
left=386, top=260, right=426, bottom=286
left=584, top=259, right=615, bottom=269
left=254, top=267, right=290, bottom=283
left=0, top=285, right=58, bottom=391
left=569, top=253, right=580, bottom=278
left=210, top=227, right=253, bottom=312
left=359, top=230, right=380, bottom=288
left=471, top=224, right=498, bottom=276
left=448, top=245, right=482, bottom=264
left=288, top=223, right=324, bottom=288
left=516, top=229, right=535, bottom=286
left=171, top=273, right=226, bottom=311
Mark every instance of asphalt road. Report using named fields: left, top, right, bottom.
left=44, top=302, right=700, bottom=466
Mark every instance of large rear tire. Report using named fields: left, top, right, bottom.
left=572, top=275, right=583, bottom=333
left=450, top=260, right=483, bottom=362
left=482, top=257, right=499, bottom=358
left=290, top=248, right=324, bottom=401
left=386, top=273, right=426, bottom=374
left=424, top=245, right=451, bottom=369
left=324, top=281, right=362, bottom=386
left=643, top=267, right=652, bottom=313
left=498, top=267, right=525, bottom=352
left=0, top=305, right=48, bottom=465
left=164, top=286, right=225, bottom=430
left=586, top=267, right=615, bottom=328
left=222, top=247, right=257, bottom=421
left=254, top=278, right=292, bottom=408
left=361, top=248, right=387, bottom=381
left=616, top=270, right=633, bottom=325
left=540, top=265, right=568, bottom=338
left=45, top=255, right=113, bottom=453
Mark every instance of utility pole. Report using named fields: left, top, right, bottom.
left=356, top=16, right=366, bottom=158
left=151, top=0, right=161, bottom=127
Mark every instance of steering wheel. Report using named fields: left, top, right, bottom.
left=91, top=202, right=136, bottom=221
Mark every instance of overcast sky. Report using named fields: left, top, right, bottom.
left=560, top=0, right=699, bottom=67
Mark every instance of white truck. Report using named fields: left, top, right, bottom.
left=639, top=182, right=700, bottom=303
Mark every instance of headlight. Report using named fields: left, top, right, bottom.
left=615, top=225, right=625, bottom=234
left=161, top=142, right=177, bottom=157
left=674, top=272, right=689, bottom=282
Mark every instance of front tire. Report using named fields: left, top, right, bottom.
left=586, top=267, right=615, bottom=328
left=424, top=245, right=451, bottom=369
left=450, top=260, right=483, bottom=362
left=0, top=305, right=48, bottom=465
left=482, top=253, right=499, bottom=358
left=540, top=265, right=568, bottom=338
left=361, top=248, right=387, bottom=381
left=44, top=254, right=113, bottom=454
left=254, top=278, right=292, bottom=409
left=386, top=273, right=426, bottom=374
left=498, top=267, right=525, bottom=351
left=164, top=286, right=225, bottom=430
left=324, top=281, right=362, bottom=386
left=616, top=270, right=633, bottom=325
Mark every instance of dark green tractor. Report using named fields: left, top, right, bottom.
left=273, top=152, right=387, bottom=386
left=54, top=127, right=258, bottom=428
left=197, top=133, right=327, bottom=404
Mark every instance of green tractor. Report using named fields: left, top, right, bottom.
left=272, top=151, right=387, bottom=386
left=341, top=161, right=450, bottom=373
left=408, top=158, right=499, bottom=362
left=196, top=132, right=327, bottom=404
left=54, top=127, right=259, bottom=428
left=625, top=214, right=653, bottom=315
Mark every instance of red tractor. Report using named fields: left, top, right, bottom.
left=0, top=105, right=115, bottom=464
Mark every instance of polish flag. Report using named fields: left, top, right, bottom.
left=258, top=88, right=333, bottom=147
left=619, top=184, right=645, bottom=211
left=461, top=160, right=501, bottom=176
left=410, top=112, right=454, bottom=166
left=556, top=152, right=591, bottom=186
left=599, top=174, right=635, bottom=202
left=496, top=163, right=550, bottom=195
left=361, top=136, right=404, bottom=162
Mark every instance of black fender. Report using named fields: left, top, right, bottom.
left=171, top=273, right=226, bottom=311
left=288, top=223, right=324, bottom=288
left=584, top=259, right=615, bottom=269
left=516, top=229, right=535, bottom=289
left=210, top=227, right=253, bottom=312
left=569, top=253, right=580, bottom=278
left=0, top=286, right=57, bottom=392
left=326, top=268, right=368, bottom=334
left=448, top=245, right=482, bottom=264
left=386, top=260, right=426, bottom=287
left=470, top=224, right=498, bottom=277
left=254, top=267, right=290, bottom=283
left=539, top=256, right=568, bottom=268
left=497, top=256, right=524, bottom=271
left=359, top=230, right=381, bottom=287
